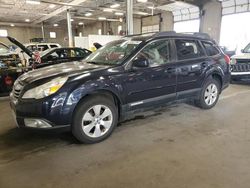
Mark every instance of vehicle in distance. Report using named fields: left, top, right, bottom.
left=230, top=43, right=250, bottom=81
left=27, top=47, right=92, bottom=69
left=7, top=36, right=92, bottom=69
left=10, top=32, right=230, bottom=144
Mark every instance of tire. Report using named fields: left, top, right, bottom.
left=195, top=78, right=221, bottom=109
left=72, top=95, right=118, bottom=144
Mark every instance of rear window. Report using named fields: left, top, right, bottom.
left=175, top=39, right=204, bottom=60
left=202, top=42, right=220, bottom=56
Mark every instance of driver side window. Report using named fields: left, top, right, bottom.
left=135, top=40, right=171, bottom=67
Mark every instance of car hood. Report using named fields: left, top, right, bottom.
left=18, top=61, right=109, bottom=84
left=231, top=53, right=250, bottom=59
left=7, top=36, right=33, bottom=57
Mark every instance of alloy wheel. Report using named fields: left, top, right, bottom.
left=204, top=83, right=218, bottom=106
left=81, top=105, right=113, bottom=138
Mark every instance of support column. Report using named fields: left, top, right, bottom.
left=67, top=9, right=73, bottom=47
left=126, top=0, right=133, bottom=35
left=199, top=1, right=222, bottom=43
left=41, top=22, right=45, bottom=40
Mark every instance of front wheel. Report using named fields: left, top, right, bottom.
left=195, top=78, right=220, bottom=109
left=72, top=95, right=118, bottom=144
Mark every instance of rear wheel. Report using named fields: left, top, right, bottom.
left=195, top=78, right=220, bottom=109
left=72, top=95, right=118, bottom=144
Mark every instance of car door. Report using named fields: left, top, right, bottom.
left=123, top=39, right=177, bottom=110
left=174, top=39, right=208, bottom=99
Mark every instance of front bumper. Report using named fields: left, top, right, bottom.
left=231, top=72, right=250, bottom=79
left=10, top=93, right=71, bottom=130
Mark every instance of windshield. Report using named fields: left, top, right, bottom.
left=0, top=43, right=9, bottom=54
left=243, top=43, right=250, bottom=53
left=85, top=39, right=142, bottom=65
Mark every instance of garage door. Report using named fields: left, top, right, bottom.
left=220, top=0, right=250, bottom=52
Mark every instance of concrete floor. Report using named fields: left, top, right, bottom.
left=1, top=84, right=250, bottom=188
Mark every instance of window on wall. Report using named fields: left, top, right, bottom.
left=220, top=12, right=250, bottom=53
left=49, top=32, right=56, bottom=39
left=174, top=19, right=200, bottom=33
left=222, top=0, right=250, bottom=15
left=142, top=25, right=159, bottom=34
left=0, top=29, right=8, bottom=37
left=98, top=29, right=102, bottom=35
left=118, top=25, right=122, bottom=34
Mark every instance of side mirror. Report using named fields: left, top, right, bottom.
left=132, top=57, right=149, bottom=68
left=241, top=49, right=245, bottom=53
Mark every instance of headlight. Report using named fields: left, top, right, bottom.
left=22, top=77, right=68, bottom=99
left=230, top=59, right=236, bottom=64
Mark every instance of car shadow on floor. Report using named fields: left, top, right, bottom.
left=0, top=128, right=79, bottom=164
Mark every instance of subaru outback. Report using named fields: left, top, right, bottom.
left=10, top=32, right=230, bottom=144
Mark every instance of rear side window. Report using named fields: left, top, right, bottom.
left=50, top=45, right=58, bottom=48
left=175, top=39, right=204, bottom=60
left=38, top=45, right=49, bottom=51
left=202, top=42, right=220, bottom=56
left=27, top=45, right=37, bottom=51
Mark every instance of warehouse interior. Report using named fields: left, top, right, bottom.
left=1, top=0, right=250, bottom=188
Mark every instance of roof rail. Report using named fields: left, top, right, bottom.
left=153, top=31, right=177, bottom=37
left=180, top=32, right=211, bottom=40
left=124, top=32, right=157, bottom=38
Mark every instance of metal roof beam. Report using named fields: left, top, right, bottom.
left=33, top=0, right=88, bottom=24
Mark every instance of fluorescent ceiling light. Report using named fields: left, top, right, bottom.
left=115, top=12, right=124, bottom=16
left=53, top=23, right=58, bottom=27
left=70, top=19, right=74, bottom=22
left=147, top=6, right=155, bottom=9
left=137, top=0, right=148, bottom=2
left=49, top=4, right=56, bottom=8
left=25, top=19, right=30, bottom=22
left=135, top=12, right=149, bottom=15
left=85, top=12, right=92, bottom=16
left=78, top=22, right=84, bottom=25
left=10, top=24, right=15, bottom=27
left=98, top=17, right=106, bottom=20
left=110, top=4, right=120, bottom=8
left=103, top=8, right=113, bottom=12
left=26, top=0, right=41, bottom=5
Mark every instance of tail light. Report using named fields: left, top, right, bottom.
left=5, top=76, right=13, bottom=86
left=224, top=55, right=230, bottom=64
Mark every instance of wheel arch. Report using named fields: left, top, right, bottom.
left=71, top=89, right=123, bottom=124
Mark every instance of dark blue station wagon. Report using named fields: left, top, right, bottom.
left=10, top=32, right=230, bottom=144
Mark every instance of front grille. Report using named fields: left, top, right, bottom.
left=231, top=63, right=250, bottom=72
left=236, top=59, right=250, bottom=64
left=13, top=81, right=24, bottom=99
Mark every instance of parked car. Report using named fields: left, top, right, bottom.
left=30, top=47, right=92, bottom=69
left=230, top=43, right=250, bottom=81
left=220, top=46, right=235, bottom=57
left=23, top=42, right=61, bottom=52
left=7, top=36, right=92, bottom=69
left=0, top=42, right=24, bottom=96
left=15, top=42, right=61, bottom=62
left=10, top=32, right=230, bottom=144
